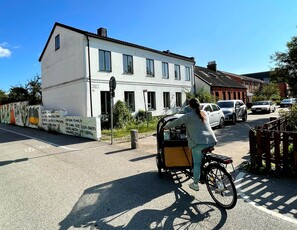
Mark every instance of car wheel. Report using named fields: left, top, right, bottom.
left=242, top=112, right=247, bottom=122
left=231, top=114, right=236, bottom=124
left=219, top=117, right=225, bottom=128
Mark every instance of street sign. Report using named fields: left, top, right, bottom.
left=109, top=76, right=116, bottom=91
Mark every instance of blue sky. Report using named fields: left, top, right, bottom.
left=0, top=0, right=296, bottom=92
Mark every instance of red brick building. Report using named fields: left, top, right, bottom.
left=194, top=62, right=247, bottom=103
left=243, top=71, right=290, bottom=98
left=223, top=71, right=264, bottom=103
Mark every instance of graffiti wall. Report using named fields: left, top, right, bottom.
left=14, top=101, right=29, bottom=126
left=0, top=102, right=101, bottom=140
left=27, top=105, right=43, bottom=128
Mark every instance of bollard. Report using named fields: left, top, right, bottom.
left=131, top=129, right=139, bottom=149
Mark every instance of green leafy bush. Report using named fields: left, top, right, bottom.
left=113, top=100, right=134, bottom=129
left=279, top=104, right=297, bottom=131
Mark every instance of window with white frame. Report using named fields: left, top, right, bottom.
left=174, top=64, right=181, bottom=80
left=55, top=34, right=60, bottom=50
left=163, top=92, right=170, bottom=108
left=147, top=91, right=156, bottom=110
left=185, top=66, right=191, bottom=81
left=176, top=92, right=182, bottom=107
left=146, top=59, right=154, bottom=76
left=99, top=49, right=111, bottom=72
left=124, top=91, right=135, bottom=112
left=162, top=62, right=169, bottom=79
left=123, top=54, right=133, bottom=74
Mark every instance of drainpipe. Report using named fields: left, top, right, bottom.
left=86, top=35, right=93, bottom=117
left=192, top=58, right=196, bottom=95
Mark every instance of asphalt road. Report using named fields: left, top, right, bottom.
left=0, top=108, right=296, bottom=229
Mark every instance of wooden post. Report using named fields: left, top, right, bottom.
left=131, top=129, right=139, bottom=149
left=274, top=131, right=281, bottom=173
left=282, top=132, right=289, bottom=173
left=264, top=131, right=271, bottom=172
left=249, top=129, right=256, bottom=169
left=256, top=129, right=263, bottom=168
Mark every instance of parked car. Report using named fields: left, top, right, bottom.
left=216, top=100, right=247, bottom=124
left=251, top=100, right=276, bottom=114
left=175, top=103, right=225, bottom=128
left=280, top=98, right=297, bottom=108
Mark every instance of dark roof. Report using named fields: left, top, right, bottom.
left=222, top=71, right=264, bottom=83
left=195, top=66, right=246, bottom=89
left=39, top=22, right=195, bottom=62
left=241, top=71, right=271, bottom=81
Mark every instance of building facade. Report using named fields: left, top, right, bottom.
left=39, top=23, right=195, bottom=118
left=194, top=62, right=247, bottom=102
left=223, top=71, right=264, bottom=103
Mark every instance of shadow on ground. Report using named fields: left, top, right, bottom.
left=59, top=172, right=228, bottom=229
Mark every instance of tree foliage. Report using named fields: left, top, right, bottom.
left=0, top=75, right=42, bottom=105
left=270, top=35, right=297, bottom=96
left=184, top=87, right=214, bottom=103
left=0, top=89, right=9, bottom=104
left=252, top=83, right=280, bottom=101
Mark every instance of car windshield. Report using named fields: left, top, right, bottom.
left=282, top=99, right=292, bottom=103
left=217, top=101, right=234, bottom=108
left=254, top=101, right=269, bottom=105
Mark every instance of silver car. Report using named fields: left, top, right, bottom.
left=217, top=100, right=248, bottom=124
left=280, top=98, right=297, bottom=107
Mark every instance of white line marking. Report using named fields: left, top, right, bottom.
left=0, top=127, right=79, bottom=151
left=236, top=172, right=297, bottom=225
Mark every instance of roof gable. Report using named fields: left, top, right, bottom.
left=222, top=71, right=264, bottom=83
left=195, top=66, right=246, bottom=89
left=39, top=22, right=195, bottom=63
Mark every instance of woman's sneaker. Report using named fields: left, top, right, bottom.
left=189, top=182, right=199, bottom=191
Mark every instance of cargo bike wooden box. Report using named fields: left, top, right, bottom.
left=155, top=115, right=237, bottom=209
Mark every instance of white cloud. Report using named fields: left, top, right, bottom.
left=0, top=42, right=12, bottom=57
left=0, top=46, right=12, bottom=57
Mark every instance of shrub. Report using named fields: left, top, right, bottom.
left=113, top=100, right=134, bottom=129
left=279, top=104, right=297, bottom=131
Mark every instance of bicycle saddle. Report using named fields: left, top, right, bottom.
left=202, top=147, right=214, bottom=153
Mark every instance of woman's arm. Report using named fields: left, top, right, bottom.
left=164, top=114, right=188, bottom=129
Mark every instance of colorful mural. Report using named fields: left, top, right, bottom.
left=14, top=101, right=29, bottom=126
left=27, top=105, right=43, bottom=128
left=0, top=102, right=100, bottom=140
left=0, top=104, right=13, bottom=124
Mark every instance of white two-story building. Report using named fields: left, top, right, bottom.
left=39, top=22, right=195, bottom=119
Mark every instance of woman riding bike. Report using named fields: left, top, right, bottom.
left=164, top=98, right=217, bottom=191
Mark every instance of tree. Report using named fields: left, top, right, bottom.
left=252, top=83, right=280, bottom=101
left=0, top=89, right=9, bottom=104
left=184, top=87, right=214, bottom=103
left=7, top=85, right=29, bottom=102
left=26, top=75, right=42, bottom=105
left=2, top=75, right=42, bottom=105
left=270, top=35, right=297, bottom=96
